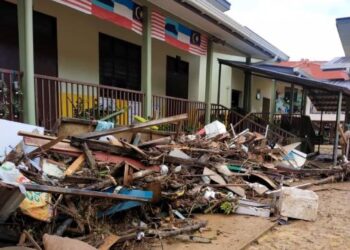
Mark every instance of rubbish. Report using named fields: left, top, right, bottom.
left=281, top=149, right=307, bottom=169
left=174, top=235, right=211, bottom=243
left=95, top=121, right=114, bottom=131
left=1, top=113, right=348, bottom=248
left=134, top=115, right=159, bottom=130
left=0, top=119, right=44, bottom=161
left=98, top=234, right=120, bottom=250
left=43, top=234, right=97, bottom=250
left=277, top=187, right=319, bottom=221
left=0, top=182, right=25, bottom=222
left=235, top=199, right=271, bottom=218
left=160, top=164, right=169, bottom=175
left=204, top=120, right=227, bottom=138
left=42, top=159, right=65, bottom=178
left=0, top=162, right=53, bottom=222
left=169, top=148, right=191, bottom=159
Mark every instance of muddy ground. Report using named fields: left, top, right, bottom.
left=153, top=182, right=350, bottom=250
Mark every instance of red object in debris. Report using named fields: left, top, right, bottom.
left=94, top=152, right=160, bottom=172
left=196, top=128, right=206, bottom=135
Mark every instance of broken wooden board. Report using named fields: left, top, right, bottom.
left=75, top=113, right=188, bottom=139
left=98, top=234, right=120, bottom=250
left=19, top=183, right=150, bottom=202
left=203, top=167, right=246, bottom=197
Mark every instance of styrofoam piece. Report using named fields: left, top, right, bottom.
left=278, top=187, right=318, bottom=221
left=204, top=120, right=227, bottom=139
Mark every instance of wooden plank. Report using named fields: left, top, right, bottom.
left=64, top=154, right=85, bottom=176
left=82, top=142, right=96, bottom=170
left=22, top=183, right=149, bottom=202
left=27, top=135, right=66, bottom=159
left=75, top=113, right=188, bottom=139
left=98, top=234, right=120, bottom=250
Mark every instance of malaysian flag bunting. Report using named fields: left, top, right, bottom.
left=52, top=0, right=92, bottom=14
left=151, top=11, right=207, bottom=56
left=92, top=0, right=143, bottom=35
left=51, top=0, right=143, bottom=35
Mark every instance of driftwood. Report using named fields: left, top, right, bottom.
left=147, top=221, right=207, bottom=238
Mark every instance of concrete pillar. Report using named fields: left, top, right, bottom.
left=270, top=79, right=276, bottom=122
left=205, top=39, right=213, bottom=124
left=333, top=91, right=343, bottom=166
left=217, top=62, right=222, bottom=105
left=243, top=57, right=251, bottom=112
left=141, top=6, right=152, bottom=118
left=18, top=0, right=36, bottom=124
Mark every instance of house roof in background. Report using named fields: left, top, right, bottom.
left=278, top=60, right=349, bottom=80
left=321, top=56, right=350, bottom=71
left=337, top=17, right=350, bottom=56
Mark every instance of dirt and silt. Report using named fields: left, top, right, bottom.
left=152, top=182, right=350, bottom=250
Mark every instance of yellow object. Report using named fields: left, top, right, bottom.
left=134, top=115, right=159, bottom=130
left=60, top=92, right=129, bottom=125
left=17, top=175, right=53, bottom=222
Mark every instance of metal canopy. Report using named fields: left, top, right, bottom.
left=219, top=59, right=350, bottom=112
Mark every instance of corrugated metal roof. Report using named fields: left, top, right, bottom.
left=219, top=59, right=350, bottom=112
left=322, top=57, right=350, bottom=70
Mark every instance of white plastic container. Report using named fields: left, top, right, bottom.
left=278, top=187, right=319, bottom=221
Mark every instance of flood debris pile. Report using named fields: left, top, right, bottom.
left=0, top=114, right=349, bottom=249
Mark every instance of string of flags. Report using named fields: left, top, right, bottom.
left=52, top=0, right=207, bottom=56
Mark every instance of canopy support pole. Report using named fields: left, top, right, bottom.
left=333, top=91, right=342, bottom=166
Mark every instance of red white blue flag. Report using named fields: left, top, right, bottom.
left=151, top=11, right=207, bottom=56
left=52, top=0, right=92, bottom=14
left=92, top=0, right=143, bottom=35
left=52, top=0, right=143, bottom=35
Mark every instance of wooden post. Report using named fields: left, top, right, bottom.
left=333, top=92, right=343, bottom=166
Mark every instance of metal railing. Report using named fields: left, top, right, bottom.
left=152, top=95, right=206, bottom=132
left=211, top=104, right=298, bottom=144
left=0, top=68, right=22, bottom=123
left=34, top=75, right=145, bottom=130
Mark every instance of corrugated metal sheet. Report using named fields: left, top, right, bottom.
left=0, top=183, right=24, bottom=222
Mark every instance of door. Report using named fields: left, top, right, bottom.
left=262, top=97, right=270, bottom=121
left=166, top=56, right=189, bottom=116
left=231, top=90, right=240, bottom=109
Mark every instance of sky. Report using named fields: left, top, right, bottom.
left=226, top=0, right=350, bottom=61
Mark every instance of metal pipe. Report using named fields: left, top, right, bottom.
left=217, top=63, right=222, bottom=105
left=333, top=92, right=343, bottom=166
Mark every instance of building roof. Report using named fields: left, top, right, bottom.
left=277, top=60, right=349, bottom=81
left=321, top=56, right=350, bottom=71
left=218, top=59, right=350, bottom=112
left=150, top=0, right=289, bottom=61
left=337, top=17, right=350, bottom=56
